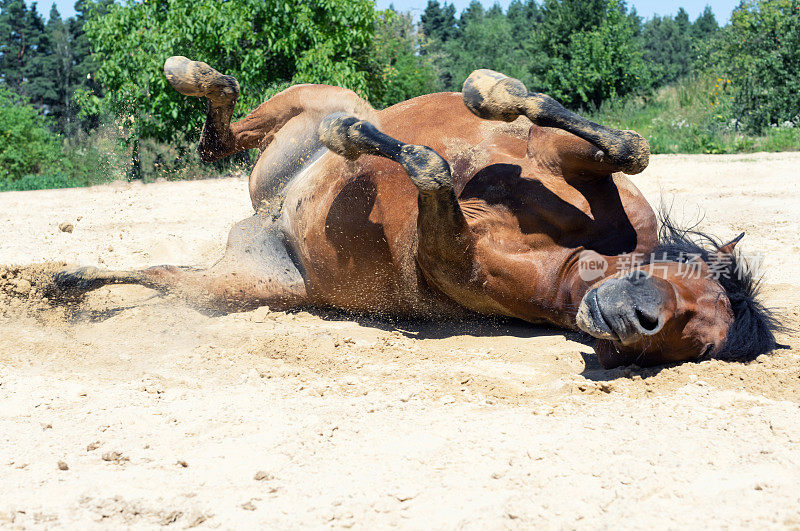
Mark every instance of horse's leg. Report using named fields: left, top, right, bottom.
left=462, top=69, right=650, bottom=176
left=164, top=56, right=377, bottom=209
left=54, top=214, right=306, bottom=311
left=164, top=56, right=243, bottom=162
left=319, top=113, right=491, bottom=310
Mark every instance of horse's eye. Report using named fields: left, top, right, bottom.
left=700, top=344, right=715, bottom=358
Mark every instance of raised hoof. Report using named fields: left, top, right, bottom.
left=606, top=130, right=651, bottom=175
left=164, top=56, right=239, bottom=104
left=462, top=69, right=527, bottom=122
left=53, top=266, right=106, bottom=295
left=318, top=112, right=372, bottom=160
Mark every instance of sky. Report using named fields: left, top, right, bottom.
left=32, top=0, right=740, bottom=24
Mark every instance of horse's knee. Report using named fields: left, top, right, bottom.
left=319, top=113, right=452, bottom=194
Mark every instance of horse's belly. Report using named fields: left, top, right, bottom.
left=279, top=153, right=448, bottom=315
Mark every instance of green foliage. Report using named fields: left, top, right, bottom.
left=420, top=0, right=458, bottom=44
left=713, top=0, right=800, bottom=132
left=591, top=75, right=800, bottom=154
left=369, top=9, right=438, bottom=108
left=642, top=6, right=718, bottom=88
left=532, top=0, right=648, bottom=107
left=0, top=85, right=63, bottom=184
left=0, top=0, right=53, bottom=105
left=0, top=170, right=81, bottom=192
left=642, top=9, right=692, bottom=86
left=436, top=1, right=533, bottom=91
left=0, top=0, right=105, bottom=134
left=0, top=85, right=129, bottom=191
left=78, top=0, right=378, bottom=145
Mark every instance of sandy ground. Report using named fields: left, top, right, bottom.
left=1, top=152, right=799, bottom=529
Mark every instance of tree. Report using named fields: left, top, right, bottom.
left=714, top=0, right=800, bottom=132
left=77, top=0, right=378, bottom=149
left=0, top=84, right=62, bottom=184
left=45, top=5, right=73, bottom=132
left=642, top=14, right=692, bottom=86
left=692, top=5, right=719, bottom=39
left=642, top=6, right=719, bottom=88
left=0, top=0, right=55, bottom=107
left=438, top=1, right=533, bottom=91
left=506, top=0, right=542, bottom=43
left=532, top=0, right=648, bottom=108
left=420, top=0, right=457, bottom=44
left=369, top=9, right=438, bottom=108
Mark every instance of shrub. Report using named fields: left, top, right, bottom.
left=591, top=74, right=800, bottom=154
left=0, top=171, right=81, bottom=192
left=713, top=0, right=800, bottom=133
left=0, top=85, right=63, bottom=185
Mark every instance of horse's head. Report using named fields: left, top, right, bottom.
left=576, top=218, right=783, bottom=369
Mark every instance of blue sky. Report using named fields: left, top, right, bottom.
left=33, top=0, right=739, bottom=24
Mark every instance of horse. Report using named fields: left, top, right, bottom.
left=54, top=57, right=782, bottom=369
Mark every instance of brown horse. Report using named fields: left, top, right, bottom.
left=55, top=57, right=781, bottom=369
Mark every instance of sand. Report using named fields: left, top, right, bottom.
left=1, top=152, right=799, bottom=529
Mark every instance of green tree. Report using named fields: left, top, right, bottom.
left=642, top=7, right=719, bottom=88
left=68, top=0, right=112, bottom=131
left=369, top=8, right=438, bottom=108
left=0, top=0, right=56, bottom=107
left=506, top=0, right=542, bottom=43
left=532, top=0, right=648, bottom=107
left=437, top=1, right=533, bottom=91
left=0, top=84, right=62, bottom=184
left=642, top=9, right=693, bottom=86
left=77, top=0, right=378, bottom=149
left=45, top=5, right=73, bottom=132
left=692, top=5, right=719, bottom=39
left=715, top=0, right=800, bottom=132
left=420, top=0, right=458, bottom=44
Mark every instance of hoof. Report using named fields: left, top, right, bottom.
left=319, top=113, right=371, bottom=160
left=53, top=266, right=106, bottom=294
left=164, top=56, right=239, bottom=104
left=606, top=130, right=651, bottom=175
left=462, top=69, right=527, bottom=122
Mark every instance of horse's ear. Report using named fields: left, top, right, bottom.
left=718, top=232, right=745, bottom=255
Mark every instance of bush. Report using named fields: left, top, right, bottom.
left=533, top=0, right=649, bottom=108
left=0, top=86, right=63, bottom=185
left=0, top=171, right=82, bottom=192
left=78, top=0, right=379, bottom=145
left=591, top=74, right=800, bottom=154
left=713, top=0, right=800, bottom=133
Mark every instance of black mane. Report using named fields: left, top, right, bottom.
left=649, top=212, right=784, bottom=361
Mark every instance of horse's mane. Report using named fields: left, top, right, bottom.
left=648, top=211, right=785, bottom=361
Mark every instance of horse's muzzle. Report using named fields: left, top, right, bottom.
left=576, top=270, right=665, bottom=348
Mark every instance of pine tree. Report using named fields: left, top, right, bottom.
left=642, top=7, right=700, bottom=86
left=46, top=4, right=74, bottom=132
left=692, top=5, right=718, bottom=39
left=420, top=0, right=457, bottom=44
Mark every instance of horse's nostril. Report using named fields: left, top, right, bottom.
left=634, top=307, right=660, bottom=332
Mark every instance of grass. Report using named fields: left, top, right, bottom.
left=590, top=75, right=800, bottom=154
